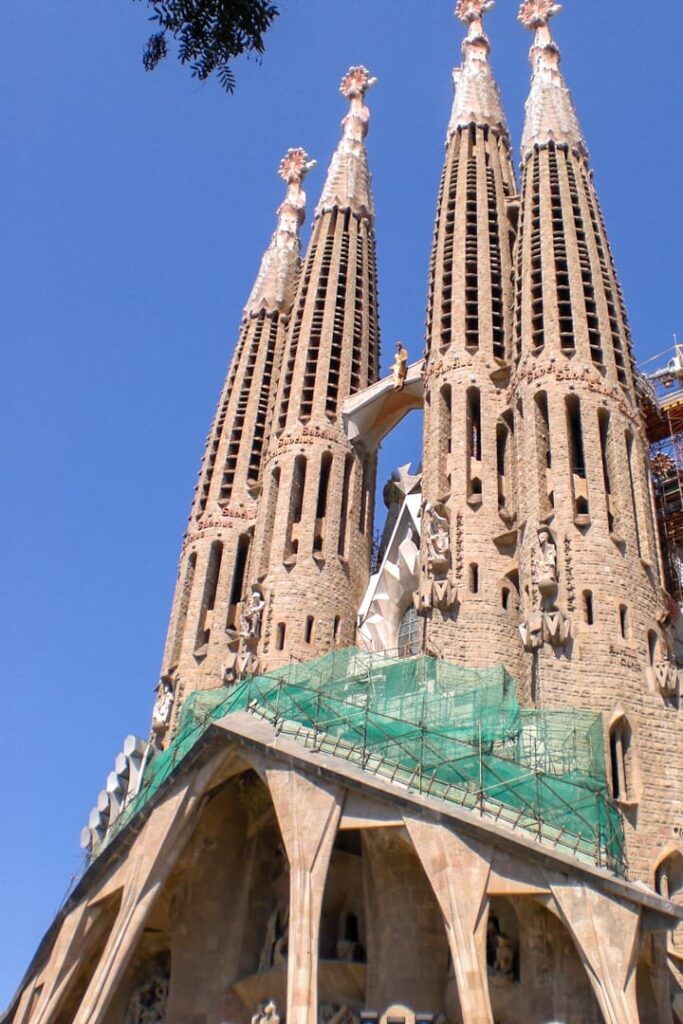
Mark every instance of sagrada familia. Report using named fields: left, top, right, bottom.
left=5, top=1, right=683, bottom=1022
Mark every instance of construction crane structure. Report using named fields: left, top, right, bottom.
left=640, top=343, right=683, bottom=602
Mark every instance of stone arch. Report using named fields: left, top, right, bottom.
left=48, top=891, right=123, bottom=1024
left=362, top=827, right=450, bottom=1018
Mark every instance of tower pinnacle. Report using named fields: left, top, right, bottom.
left=519, top=0, right=587, bottom=160
left=245, top=148, right=316, bottom=316
left=317, top=66, right=376, bottom=221
left=449, top=0, right=508, bottom=137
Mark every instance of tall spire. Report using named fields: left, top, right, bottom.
left=519, top=0, right=587, bottom=160
left=317, top=66, right=377, bottom=222
left=449, top=0, right=508, bottom=137
left=246, top=148, right=316, bottom=316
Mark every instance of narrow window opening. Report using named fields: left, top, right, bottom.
left=260, top=467, right=280, bottom=575
left=566, top=395, right=589, bottom=519
left=470, top=563, right=480, bottom=594
left=609, top=717, right=635, bottom=803
left=598, top=409, right=617, bottom=533
left=439, top=384, right=452, bottom=497
left=619, top=605, right=628, bottom=640
left=648, top=630, right=659, bottom=667
left=305, top=616, right=314, bottom=644
left=285, top=456, right=307, bottom=560
left=227, top=533, right=251, bottom=628
left=467, top=388, right=482, bottom=501
left=196, top=541, right=223, bottom=650
left=276, top=623, right=286, bottom=651
left=583, top=590, right=594, bottom=626
left=502, top=587, right=511, bottom=611
left=626, top=432, right=643, bottom=558
left=338, top=456, right=354, bottom=556
left=535, top=392, right=553, bottom=513
left=333, top=616, right=341, bottom=642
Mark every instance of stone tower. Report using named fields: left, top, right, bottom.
left=157, top=149, right=315, bottom=736
left=511, top=0, right=681, bottom=876
left=420, top=0, right=523, bottom=681
left=250, top=67, right=381, bottom=672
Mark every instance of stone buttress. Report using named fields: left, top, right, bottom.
left=511, top=0, right=682, bottom=877
left=157, top=150, right=315, bottom=737
left=420, top=0, right=523, bottom=681
left=250, top=68, right=381, bottom=672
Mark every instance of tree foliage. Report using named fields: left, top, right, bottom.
left=138, top=0, right=279, bottom=92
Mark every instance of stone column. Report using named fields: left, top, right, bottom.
left=405, top=817, right=494, bottom=1024
left=550, top=882, right=641, bottom=1024
left=265, top=768, right=343, bottom=1024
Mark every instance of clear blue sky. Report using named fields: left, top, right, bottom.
left=3, top=0, right=682, bottom=1007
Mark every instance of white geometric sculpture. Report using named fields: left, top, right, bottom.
left=80, top=734, right=148, bottom=854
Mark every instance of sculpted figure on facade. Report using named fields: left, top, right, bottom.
left=151, top=677, right=174, bottom=741
left=251, top=1001, right=280, bottom=1024
left=240, top=586, right=266, bottom=641
left=425, top=502, right=450, bottom=577
left=520, top=525, right=571, bottom=652
left=126, top=971, right=170, bottom=1024
left=392, top=342, right=409, bottom=390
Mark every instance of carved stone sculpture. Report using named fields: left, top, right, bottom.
left=392, top=342, right=409, bottom=390
left=425, top=502, right=450, bottom=577
left=493, top=933, right=515, bottom=976
left=251, top=1001, right=280, bottom=1024
left=126, top=972, right=170, bottom=1024
left=535, top=525, right=558, bottom=602
left=151, top=678, right=174, bottom=738
left=240, top=586, right=266, bottom=641
left=259, top=903, right=289, bottom=973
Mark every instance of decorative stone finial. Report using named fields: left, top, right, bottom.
left=278, top=147, right=316, bottom=188
left=316, top=67, right=376, bottom=221
left=340, top=66, right=377, bottom=101
left=518, top=0, right=562, bottom=29
left=456, top=0, right=494, bottom=25
left=519, top=0, right=588, bottom=160
left=448, top=0, right=508, bottom=138
left=245, top=148, right=314, bottom=316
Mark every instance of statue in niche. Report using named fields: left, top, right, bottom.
left=486, top=916, right=516, bottom=980
left=259, top=903, right=289, bottom=973
left=240, top=586, right=266, bottom=641
left=391, top=341, right=409, bottom=390
left=251, top=1001, right=280, bottom=1024
left=151, top=677, right=174, bottom=741
left=424, top=502, right=450, bottom=577
left=126, top=971, right=170, bottom=1024
left=535, top=525, right=558, bottom=603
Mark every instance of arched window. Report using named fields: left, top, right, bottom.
left=398, top=605, right=419, bottom=657
left=609, top=716, right=638, bottom=804
left=655, top=850, right=683, bottom=901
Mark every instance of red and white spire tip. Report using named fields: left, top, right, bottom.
left=518, top=0, right=562, bottom=30
left=518, top=0, right=587, bottom=161
left=449, top=0, right=508, bottom=138
left=244, top=149, right=315, bottom=316
left=316, top=67, right=376, bottom=220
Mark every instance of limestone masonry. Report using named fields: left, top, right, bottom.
left=6, top=2, right=683, bottom=1023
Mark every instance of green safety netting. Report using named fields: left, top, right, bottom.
left=104, top=649, right=626, bottom=876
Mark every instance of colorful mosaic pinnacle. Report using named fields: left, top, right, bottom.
left=455, top=0, right=495, bottom=25
left=518, top=0, right=563, bottom=29
left=278, top=148, right=316, bottom=186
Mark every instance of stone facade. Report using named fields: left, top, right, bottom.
left=6, top=2, right=683, bottom=1022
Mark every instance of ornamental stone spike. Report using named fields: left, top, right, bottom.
left=245, top=148, right=316, bottom=317
left=316, top=66, right=376, bottom=221
left=518, top=0, right=588, bottom=160
left=449, top=0, right=508, bottom=138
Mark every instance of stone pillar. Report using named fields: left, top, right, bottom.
left=550, top=882, right=641, bottom=1024
left=405, top=817, right=494, bottom=1024
left=265, top=768, right=343, bottom=1024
